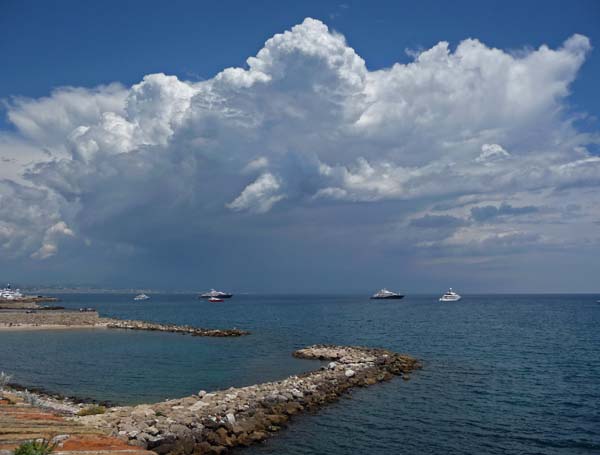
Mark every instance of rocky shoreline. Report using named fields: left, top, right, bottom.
left=0, top=297, right=59, bottom=310
left=78, top=345, right=420, bottom=455
left=99, top=318, right=250, bottom=337
left=2, top=382, right=117, bottom=411
left=0, top=311, right=249, bottom=337
left=0, top=385, right=91, bottom=415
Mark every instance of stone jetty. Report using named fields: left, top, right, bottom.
left=0, top=296, right=59, bottom=309
left=99, top=318, right=249, bottom=337
left=0, top=311, right=249, bottom=337
left=78, top=345, right=420, bottom=455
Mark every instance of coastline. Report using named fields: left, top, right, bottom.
left=0, top=324, right=109, bottom=331
left=1, top=345, right=420, bottom=455
left=0, top=311, right=249, bottom=336
left=0, top=304, right=420, bottom=454
left=78, top=345, right=420, bottom=455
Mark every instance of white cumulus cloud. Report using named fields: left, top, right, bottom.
left=0, top=18, right=598, bottom=275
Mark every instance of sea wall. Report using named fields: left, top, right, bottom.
left=0, top=296, right=59, bottom=305
left=99, top=318, right=249, bottom=337
left=78, top=345, right=420, bottom=455
left=0, top=310, right=100, bottom=327
left=0, top=302, right=40, bottom=310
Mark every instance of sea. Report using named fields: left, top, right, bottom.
left=1, top=294, right=599, bottom=454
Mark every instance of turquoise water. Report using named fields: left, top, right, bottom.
left=1, top=294, right=599, bottom=454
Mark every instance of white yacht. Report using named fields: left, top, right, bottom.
left=370, top=288, right=404, bottom=300
left=133, top=293, right=150, bottom=301
left=439, top=288, right=461, bottom=302
left=199, top=289, right=233, bottom=299
left=0, top=284, right=23, bottom=301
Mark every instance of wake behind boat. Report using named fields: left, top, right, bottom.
left=370, top=288, right=404, bottom=300
left=439, top=288, right=461, bottom=302
left=199, top=289, right=233, bottom=299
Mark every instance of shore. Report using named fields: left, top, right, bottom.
left=0, top=310, right=249, bottom=336
left=0, top=309, right=419, bottom=454
left=0, top=324, right=108, bottom=331
left=78, top=345, right=420, bottom=455
left=0, top=388, right=154, bottom=455
left=0, top=296, right=60, bottom=309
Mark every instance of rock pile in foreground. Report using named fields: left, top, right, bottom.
left=78, top=345, right=420, bottom=455
left=99, top=318, right=249, bottom=337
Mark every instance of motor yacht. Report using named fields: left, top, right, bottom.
left=0, top=284, right=23, bottom=301
left=200, top=289, right=233, bottom=299
left=370, top=288, right=404, bottom=300
left=439, top=288, right=461, bottom=302
left=133, top=293, right=150, bottom=301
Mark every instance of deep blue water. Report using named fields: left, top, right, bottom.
left=1, top=294, right=599, bottom=454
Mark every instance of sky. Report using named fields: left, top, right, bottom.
left=0, top=0, right=599, bottom=293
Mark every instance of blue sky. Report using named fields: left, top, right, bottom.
left=1, top=1, right=599, bottom=292
left=2, top=0, right=599, bottom=116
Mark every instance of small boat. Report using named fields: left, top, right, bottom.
left=370, top=288, right=404, bottom=300
left=199, top=289, right=233, bottom=299
left=133, top=293, right=150, bottom=301
left=208, top=297, right=224, bottom=303
left=439, top=288, right=461, bottom=302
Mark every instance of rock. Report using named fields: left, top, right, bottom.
left=50, top=434, right=70, bottom=445
left=189, top=400, right=210, bottom=412
left=152, top=442, right=176, bottom=455
left=328, top=361, right=338, bottom=370
left=345, top=369, right=356, bottom=378
left=265, top=414, right=288, bottom=425
left=198, top=390, right=207, bottom=398
left=290, top=388, right=303, bottom=399
left=225, top=412, right=236, bottom=424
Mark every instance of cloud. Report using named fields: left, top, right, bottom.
left=476, top=144, right=511, bottom=164
left=226, top=172, right=285, bottom=213
left=470, top=203, right=539, bottom=222
left=0, top=18, right=598, bottom=284
left=31, top=221, right=75, bottom=259
left=409, top=214, right=469, bottom=229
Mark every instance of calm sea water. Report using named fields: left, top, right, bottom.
left=1, top=294, right=599, bottom=454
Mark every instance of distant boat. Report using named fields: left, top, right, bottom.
left=370, top=288, right=404, bottom=300
left=439, top=288, right=461, bottom=302
left=208, top=296, right=224, bottom=303
left=1, top=283, right=23, bottom=301
left=133, top=293, right=150, bottom=301
left=199, top=289, right=233, bottom=299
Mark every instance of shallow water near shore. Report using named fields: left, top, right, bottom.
left=1, top=293, right=599, bottom=454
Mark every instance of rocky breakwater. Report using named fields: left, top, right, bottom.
left=78, top=345, right=420, bottom=455
left=100, top=318, right=249, bottom=337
